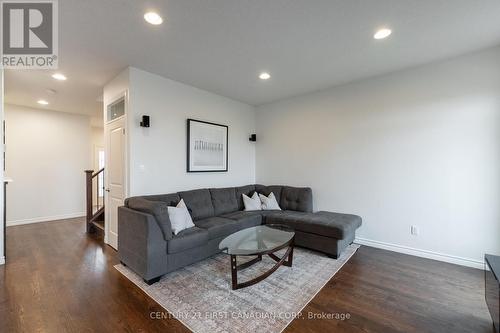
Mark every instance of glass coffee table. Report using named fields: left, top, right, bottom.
left=219, top=224, right=295, bottom=290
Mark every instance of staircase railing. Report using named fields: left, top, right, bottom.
left=85, top=168, right=105, bottom=233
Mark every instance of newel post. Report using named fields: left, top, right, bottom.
left=85, top=170, right=94, bottom=233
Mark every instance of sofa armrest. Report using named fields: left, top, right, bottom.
left=118, top=206, right=168, bottom=281
left=280, top=186, right=313, bottom=213
left=126, top=197, right=173, bottom=241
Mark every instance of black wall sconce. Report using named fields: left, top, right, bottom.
left=140, top=115, right=150, bottom=128
left=249, top=134, right=257, bottom=142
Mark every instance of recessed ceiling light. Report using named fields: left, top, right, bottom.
left=374, top=28, right=392, bottom=40
left=259, top=72, right=271, bottom=80
left=37, top=100, right=49, bottom=105
left=144, top=12, right=163, bottom=25
left=52, top=73, right=67, bottom=81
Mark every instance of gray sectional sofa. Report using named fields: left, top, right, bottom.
left=118, top=185, right=362, bottom=284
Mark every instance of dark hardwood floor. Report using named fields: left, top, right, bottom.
left=0, top=218, right=492, bottom=333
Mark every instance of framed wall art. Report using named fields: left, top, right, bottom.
left=187, top=119, right=228, bottom=172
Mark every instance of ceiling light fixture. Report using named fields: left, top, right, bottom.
left=144, top=12, right=163, bottom=25
left=374, top=28, right=392, bottom=40
left=37, top=100, right=49, bottom=105
left=259, top=72, right=271, bottom=80
left=52, top=73, right=67, bottom=81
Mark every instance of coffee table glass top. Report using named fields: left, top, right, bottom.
left=219, top=225, right=295, bottom=256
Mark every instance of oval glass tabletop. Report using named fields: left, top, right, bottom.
left=219, top=224, right=295, bottom=256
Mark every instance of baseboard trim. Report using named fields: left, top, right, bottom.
left=0, top=256, right=5, bottom=265
left=7, top=212, right=86, bottom=227
left=355, top=237, right=484, bottom=270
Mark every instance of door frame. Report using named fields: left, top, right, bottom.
left=104, top=90, right=129, bottom=248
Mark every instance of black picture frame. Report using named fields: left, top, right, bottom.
left=187, top=119, right=229, bottom=172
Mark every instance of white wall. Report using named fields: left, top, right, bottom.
left=126, top=67, right=256, bottom=196
left=5, top=104, right=92, bottom=225
left=91, top=126, right=104, bottom=168
left=103, top=68, right=130, bottom=111
left=91, top=127, right=104, bottom=148
left=256, top=46, right=500, bottom=268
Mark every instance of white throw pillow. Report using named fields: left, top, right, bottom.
left=168, top=199, right=195, bottom=235
left=242, top=192, right=262, bottom=211
left=177, top=199, right=195, bottom=226
left=259, top=192, right=282, bottom=210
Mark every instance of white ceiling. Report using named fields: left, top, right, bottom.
left=5, top=0, right=500, bottom=119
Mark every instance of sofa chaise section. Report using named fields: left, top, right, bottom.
left=264, top=210, right=362, bottom=258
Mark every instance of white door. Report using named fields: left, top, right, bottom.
left=105, top=117, right=125, bottom=249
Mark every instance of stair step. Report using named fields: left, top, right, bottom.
left=91, top=220, right=105, bottom=231
left=89, top=206, right=105, bottom=223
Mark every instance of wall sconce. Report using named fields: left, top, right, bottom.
left=140, top=115, right=150, bottom=128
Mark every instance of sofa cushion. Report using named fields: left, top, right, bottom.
left=235, top=185, right=256, bottom=210
left=222, top=210, right=283, bottom=225
left=221, top=210, right=263, bottom=219
left=280, top=186, right=313, bottom=213
left=220, top=211, right=263, bottom=229
left=194, top=217, right=240, bottom=240
left=167, top=227, right=209, bottom=254
left=210, top=187, right=238, bottom=215
left=265, top=210, right=362, bottom=239
left=255, top=185, right=283, bottom=203
left=126, top=198, right=172, bottom=240
left=178, top=189, right=215, bottom=221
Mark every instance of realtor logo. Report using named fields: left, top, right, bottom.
left=1, top=0, right=58, bottom=69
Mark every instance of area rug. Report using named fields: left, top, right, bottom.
left=115, top=244, right=360, bottom=333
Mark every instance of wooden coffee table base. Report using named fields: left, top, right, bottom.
left=230, top=240, right=294, bottom=290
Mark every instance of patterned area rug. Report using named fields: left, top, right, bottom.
left=115, top=244, right=360, bottom=333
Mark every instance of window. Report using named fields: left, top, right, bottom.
left=107, top=98, right=125, bottom=122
